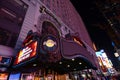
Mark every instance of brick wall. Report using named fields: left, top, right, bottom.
left=15, top=0, right=96, bottom=60
left=15, top=0, right=39, bottom=51
left=41, top=0, right=95, bottom=54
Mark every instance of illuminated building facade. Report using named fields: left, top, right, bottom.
left=96, top=50, right=116, bottom=76
left=92, top=0, right=120, bottom=71
left=0, top=0, right=100, bottom=79
left=0, top=0, right=28, bottom=72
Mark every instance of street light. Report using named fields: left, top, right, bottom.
left=114, top=52, right=119, bottom=57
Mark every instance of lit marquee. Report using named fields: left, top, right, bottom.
left=18, top=47, right=33, bottom=62
left=96, top=50, right=113, bottom=72
left=14, top=41, right=37, bottom=65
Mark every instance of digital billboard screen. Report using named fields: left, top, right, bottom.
left=21, top=73, right=34, bottom=80
left=96, top=50, right=112, bottom=68
left=14, top=41, right=38, bottom=65
left=8, top=73, right=21, bottom=80
left=0, top=73, right=9, bottom=80
left=0, top=56, right=11, bottom=66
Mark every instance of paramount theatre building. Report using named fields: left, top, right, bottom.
left=0, top=0, right=100, bottom=79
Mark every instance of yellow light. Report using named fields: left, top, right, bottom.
left=73, top=38, right=83, bottom=46
left=59, top=62, right=62, bottom=64
left=67, top=65, right=70, bottom=67
left=79, top=62, right=82, bottom=65
left=72, top=59, right=75, bottom=61
left=93, top=43, right=97, bottom=51
left=114, top=52, right=119, bottom=57
left=44, top=39, right=56, bottom=47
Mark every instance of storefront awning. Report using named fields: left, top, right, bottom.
left=11, top=37, right=97, bottom=73
left=59, top=38, right=97, bottom=71
left=44, top=57, right=96, bottom=74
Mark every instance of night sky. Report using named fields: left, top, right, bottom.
left=70, top=0, right=115, bottom=54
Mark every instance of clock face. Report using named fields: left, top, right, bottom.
left=41, top=35, right=58, bottom=52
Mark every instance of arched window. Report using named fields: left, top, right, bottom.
left=0, top=0, right=28, bottom=47
left=41, top=21, right=60, bottom=37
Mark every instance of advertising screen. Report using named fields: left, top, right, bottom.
left=14, top=41, right=38, bottom=65
left=96, top=50, right=113, bottom=73
left=96, top=50, right=112, bottom=68
left=0, top=56, right=11, bottom=66
left=8, top=73, right=21, bottom=80
left=21, top=73, right=34, bottom=80
left=0, top=73, right=8, bottom=80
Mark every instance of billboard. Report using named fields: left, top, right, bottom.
left=14, top=41, right=38, bottom=65
left=8, top=73, right=21, bottom=80
left=0, top=56, right=11, bottom=67
left=96, top=50, right=113, bottom=72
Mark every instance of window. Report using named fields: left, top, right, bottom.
left=0, top=0, right=28, bottom=47
left=40, top=0, right=44, bottom=3
left=46, top=0, right=50, bottom=8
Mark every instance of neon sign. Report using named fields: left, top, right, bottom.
left=14, top=41, right=37, bottom=65
left=18, top=47, right=33, bottom=62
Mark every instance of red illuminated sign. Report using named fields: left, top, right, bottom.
left=14, top=41, right=38, bottom=65
left=0, top=73, right=8, bottom=80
